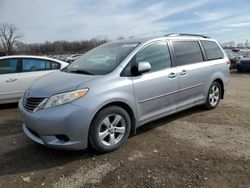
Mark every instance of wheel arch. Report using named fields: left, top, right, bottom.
left=213, top=78, right=224, bottom=99
left=91, top=101, right=137, bottom=136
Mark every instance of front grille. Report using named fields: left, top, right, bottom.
left=23, top=97, right=45, bottom=111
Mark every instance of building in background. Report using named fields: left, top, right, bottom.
left=237, top=43, right=244, bottom=48
left=221, top=41, right=236, bottom=48
left=245, top=40, right=249, bottom=48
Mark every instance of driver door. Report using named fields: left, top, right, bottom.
left=131, top=42, right=179, bottom=124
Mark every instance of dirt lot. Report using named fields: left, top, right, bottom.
left=0, top=71, right=250, bottom=188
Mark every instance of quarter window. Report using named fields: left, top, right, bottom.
left=51, top=62, right=61, bottom=69
left=0, top=59, right=18, bottom=74
left=172, top=41, right=203, bottom=66
left=201, top=41, right=224, bottom=60
left=135, top=43, right=172, bottom=72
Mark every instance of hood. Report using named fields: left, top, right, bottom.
left=27, top=71, right=98, bottom=98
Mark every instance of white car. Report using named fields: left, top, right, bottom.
left=0, top=55, right=68, bottom=104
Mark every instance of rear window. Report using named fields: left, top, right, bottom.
left=172, top=41, right=203, bottom=66
left=201, top=41, right=224, bottom=60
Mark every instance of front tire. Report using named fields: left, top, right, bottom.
left=205, top=82, right=221, bottom=110
left=89, top=106, right=131, bottom=153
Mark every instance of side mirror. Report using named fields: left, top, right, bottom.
left=137, top=61, right=151, bottom=74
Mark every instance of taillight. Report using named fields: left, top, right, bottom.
left=226, top=59, right=231, bottom=65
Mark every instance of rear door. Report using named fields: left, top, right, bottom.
left=0, top=58, right=20, bottom=103
left=171, top=40, right=213, bottom=110
left=131, top=42, right=179, bottom=124
left=19, top=58, right=61, bottom=93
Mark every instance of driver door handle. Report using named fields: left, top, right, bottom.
left=168, top=72, right=177, bottom=78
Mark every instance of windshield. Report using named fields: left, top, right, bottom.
left=65, top=42, right=139, bottom=75
left=237, top=51, right=250, bottom=58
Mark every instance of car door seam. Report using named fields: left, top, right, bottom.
left=179, top=83, right=205, bottom=92
left=139, top=90, right=179, bottom=103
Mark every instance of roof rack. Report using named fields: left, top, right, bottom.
left=164, top=33, right=210, bottom=38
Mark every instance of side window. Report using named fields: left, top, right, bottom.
left=135, top=43, right=172, bottom=72
left=22, top=58, right=50, bottom=72
left=0, top=59, right=18, bottom=74
left=172, top=41, right=203, bottom=66
left=51, top=61, right=61, bottom=69
left=201, top=41, right=224, bottom=60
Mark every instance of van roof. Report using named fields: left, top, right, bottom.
left=111, top=34, right=215, bottom=44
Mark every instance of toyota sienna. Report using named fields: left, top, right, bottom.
left=19, top=34, right=230, bottom=152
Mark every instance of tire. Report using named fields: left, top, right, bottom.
left=204, top=81, right=221, bottom=110
left=89, top=106, right=131, bottom=153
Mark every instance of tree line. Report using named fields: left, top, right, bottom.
left=14, top=39, right=107, bottom=55
left=0, top=23, right=107, bottom=55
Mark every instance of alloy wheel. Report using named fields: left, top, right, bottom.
left=98, top=114, right=126, bottom=146
left=209, top=85, right=220, bottom=107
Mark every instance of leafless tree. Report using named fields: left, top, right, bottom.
left=0, top=23, right=22, bottom=55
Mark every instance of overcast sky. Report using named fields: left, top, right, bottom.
left=0, top=0, right=250, bottom=43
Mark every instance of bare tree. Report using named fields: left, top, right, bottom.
left=0, top=23, right=22, bottom=55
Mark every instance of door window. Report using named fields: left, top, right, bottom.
left=135, top=43, right=172, bottom=72
left=0, top=59, right=18, bottom=74
left=22, top=59, right=60, bottom=72
left=172, top=41, right=203, bottom=66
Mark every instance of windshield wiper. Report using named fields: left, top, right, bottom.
left=69, top=69, right=94, bottom=75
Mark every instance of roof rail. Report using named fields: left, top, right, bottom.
left=165, top=33, right=210, bottom=38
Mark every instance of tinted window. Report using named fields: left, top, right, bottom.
left=201, top=41, right=224, bottom=60
left=51, top=62, right=61, bottom=69
left=135, top=43, right=171, bottom=72
left=22, top=59, right=58, bottom=72
left=0, top=59, right=18, bottom=74
left=172, top=41, right=203, bottom=66
left=236, top=51, right=250, bottom=58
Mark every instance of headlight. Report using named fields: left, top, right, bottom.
left=34, top=88, right=89, bottom=111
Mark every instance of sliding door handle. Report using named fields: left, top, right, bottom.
left=168, top=72, right=177, bottom=78
left=6, top=78, right=17, bottom=83
left=180, top=70, right=188, bottom=75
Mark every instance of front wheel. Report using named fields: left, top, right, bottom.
left=204, top=82, right=221, bottom=110
left=89, top=106, right=131, bottom=153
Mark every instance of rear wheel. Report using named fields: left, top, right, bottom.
left=205, top=82, right=221, bottom=109
left=89, top=106, right=131, bottom=153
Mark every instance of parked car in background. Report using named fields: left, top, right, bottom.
left=236, top=50, right=250, bottom=72
left=0, top=51, right=6, bottom=57
left=19, top=34, right=229, bottom=153
left=0, top=55, right=68, bottom=104
left=65, top=54, right=82, bottom=63
left=224, top=49, right=240, bottom=69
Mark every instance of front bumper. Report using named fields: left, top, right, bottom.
left=19, top=100, right=93, bottom=150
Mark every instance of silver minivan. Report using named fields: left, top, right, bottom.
left=19, top=34, right=230, bottom=152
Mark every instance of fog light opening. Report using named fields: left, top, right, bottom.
left=55, top=135, right=70, bottom=143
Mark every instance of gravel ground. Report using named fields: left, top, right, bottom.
left=0, top=71, right=250, bottom=188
